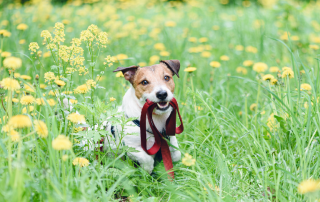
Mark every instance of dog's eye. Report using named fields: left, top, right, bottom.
left=164, top=76, right=170, bottom=81
left=141, top=80, right=149, bottom=85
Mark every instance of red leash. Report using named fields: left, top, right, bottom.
left=140, top=98, right=184, bottom=179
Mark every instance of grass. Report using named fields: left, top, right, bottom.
left=1, top=0, right=320, bottom=201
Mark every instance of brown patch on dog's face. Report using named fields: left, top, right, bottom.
left=132, top=63, right=175, bottom=99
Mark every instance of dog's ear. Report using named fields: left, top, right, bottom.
left=113, top=65, right=139, bottom=83
left=160, top=60, right=180, bottom=78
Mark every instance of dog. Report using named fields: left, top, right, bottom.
left=103, top=60, right=182, bottom=174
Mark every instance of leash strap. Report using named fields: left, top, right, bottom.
left=140, top=98, right=184, bottom=179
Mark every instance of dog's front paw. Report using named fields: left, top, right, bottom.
left=171, top=150, right=181, bottom=162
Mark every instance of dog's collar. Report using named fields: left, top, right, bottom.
left=132, top=119, right=153, bottom=134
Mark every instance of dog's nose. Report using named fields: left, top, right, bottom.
left=156, top=90, right=168, bottom=100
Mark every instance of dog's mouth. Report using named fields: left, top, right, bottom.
left=156, top=101, right=170, bottom=111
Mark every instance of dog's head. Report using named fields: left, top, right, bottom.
left=114, top=60, right=180, bottom=114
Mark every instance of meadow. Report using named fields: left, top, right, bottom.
left=1, top=0, right=320, bottom=201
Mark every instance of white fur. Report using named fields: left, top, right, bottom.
left=104, top=86, right=181, bottom=174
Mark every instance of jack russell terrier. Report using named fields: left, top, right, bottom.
left=103, top=60, right=182, bottom=174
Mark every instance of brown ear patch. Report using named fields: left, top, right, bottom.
left=113, top=65, right=139, bottom=83
left=160, top=60, right=180, bottom=78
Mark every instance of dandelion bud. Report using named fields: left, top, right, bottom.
left=35, top=74, right=39, bottom=80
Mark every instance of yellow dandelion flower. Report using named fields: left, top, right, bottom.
left=309, top=44, right=319, bottom=50
left=22, top=106, right=34, bottom=114
left=19, top=39, right=26, bottom=44
left=116, top=72, right=124, bottom=77
left=36, top=98, right=45, bottom=105
left=282, top=69, right=294, bottom=79
left=220, top=55, right=229, bottom=61
left=2, top=124, right=12, bottom=132
left=1, top=52, right=12, bottom=57
left=235, top=45, right=244, bottom=51
left=67, top=113, right=85, bottom=124
left=262, top=74, right=275, bottom=81
left=0, top=29, right=11, bottom=37
left=298, top=179, right=320, bottom=194
left=236, top=67, right=247, bottom=75
left=154, top=43, right=166, bottom=51
left=8, top=115, right=32, bottom=129
left=17, top=23, right=28, bottom=31
left=48, top=90, right=57, bottom=96
left=269, top=66, right=279, bottom=73
left=243, top=60, right=254, bottom=67
left=9, top=130, right=20, bottom=142
left=0, top=78, right=20, bottom=91
left=3, top=57, right=22, bottom=70
left=62, top=155, right=68, bottom=161
left=253, top=62, right=268, bottom=73
left=20, top=75, right=31, bottom=80
left=69, top=99, right=78, bottom=104
left=199, top=37, right=208, bottom=43
left=12, top=98, right=19, bottom=103
left=74, top=84, right=89, bottom=94
left=282, top=67, right=292, bottom=71
left=250, top=103, right=257, bottom=111
left=210, top=61, right=221, bottom=68
left=165, top=21, right=176, bottom=27
left=43, top=51, right=51, bottom=58
left=13, top=73, right=20, bottom=78
left=201, top=51, right=211, bottom=58
left=182, top=153, right=196, bottom=166
left=47, top=99, right=56, bottom=106
left=110, top=97, right=116, bottom=102
left=52, top=135, right=72, bottom=150
left=24, top=84, right=35, bottom=93
left=40, top=84, right=47, bottom=89
left=34, top=120, right=48, bottom=138
left=188, top=37, right=197, bottom=43
left=138, top=62, right=147, bottom=67
left=20, top=95, right=35, bottom=105
left=55, top=80, right=66, bottom=87
left=115, top=54, right=128, bottom=61
left=291, top=36, right=299, bottom=41
left=184, top=67, right=197, bottom=72
left=245, top=46, right=258, bottom=53
left=301, top=83, right=312, bottom=91
left=160, top=51, right=170, bottom=57
left=270, top=79, right=278, bottom=85
left=149, top=55, right=160, bottom=65
left=73, top=157, right=89, bottom=167
left=62, top=19, right=71, bottom=25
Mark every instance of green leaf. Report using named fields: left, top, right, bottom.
left=274, top=115, right=288, bottom=133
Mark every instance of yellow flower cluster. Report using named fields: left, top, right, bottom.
left=182, top=153, right=196, bottom=166
left=29, top=42, right=40, bottom=54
